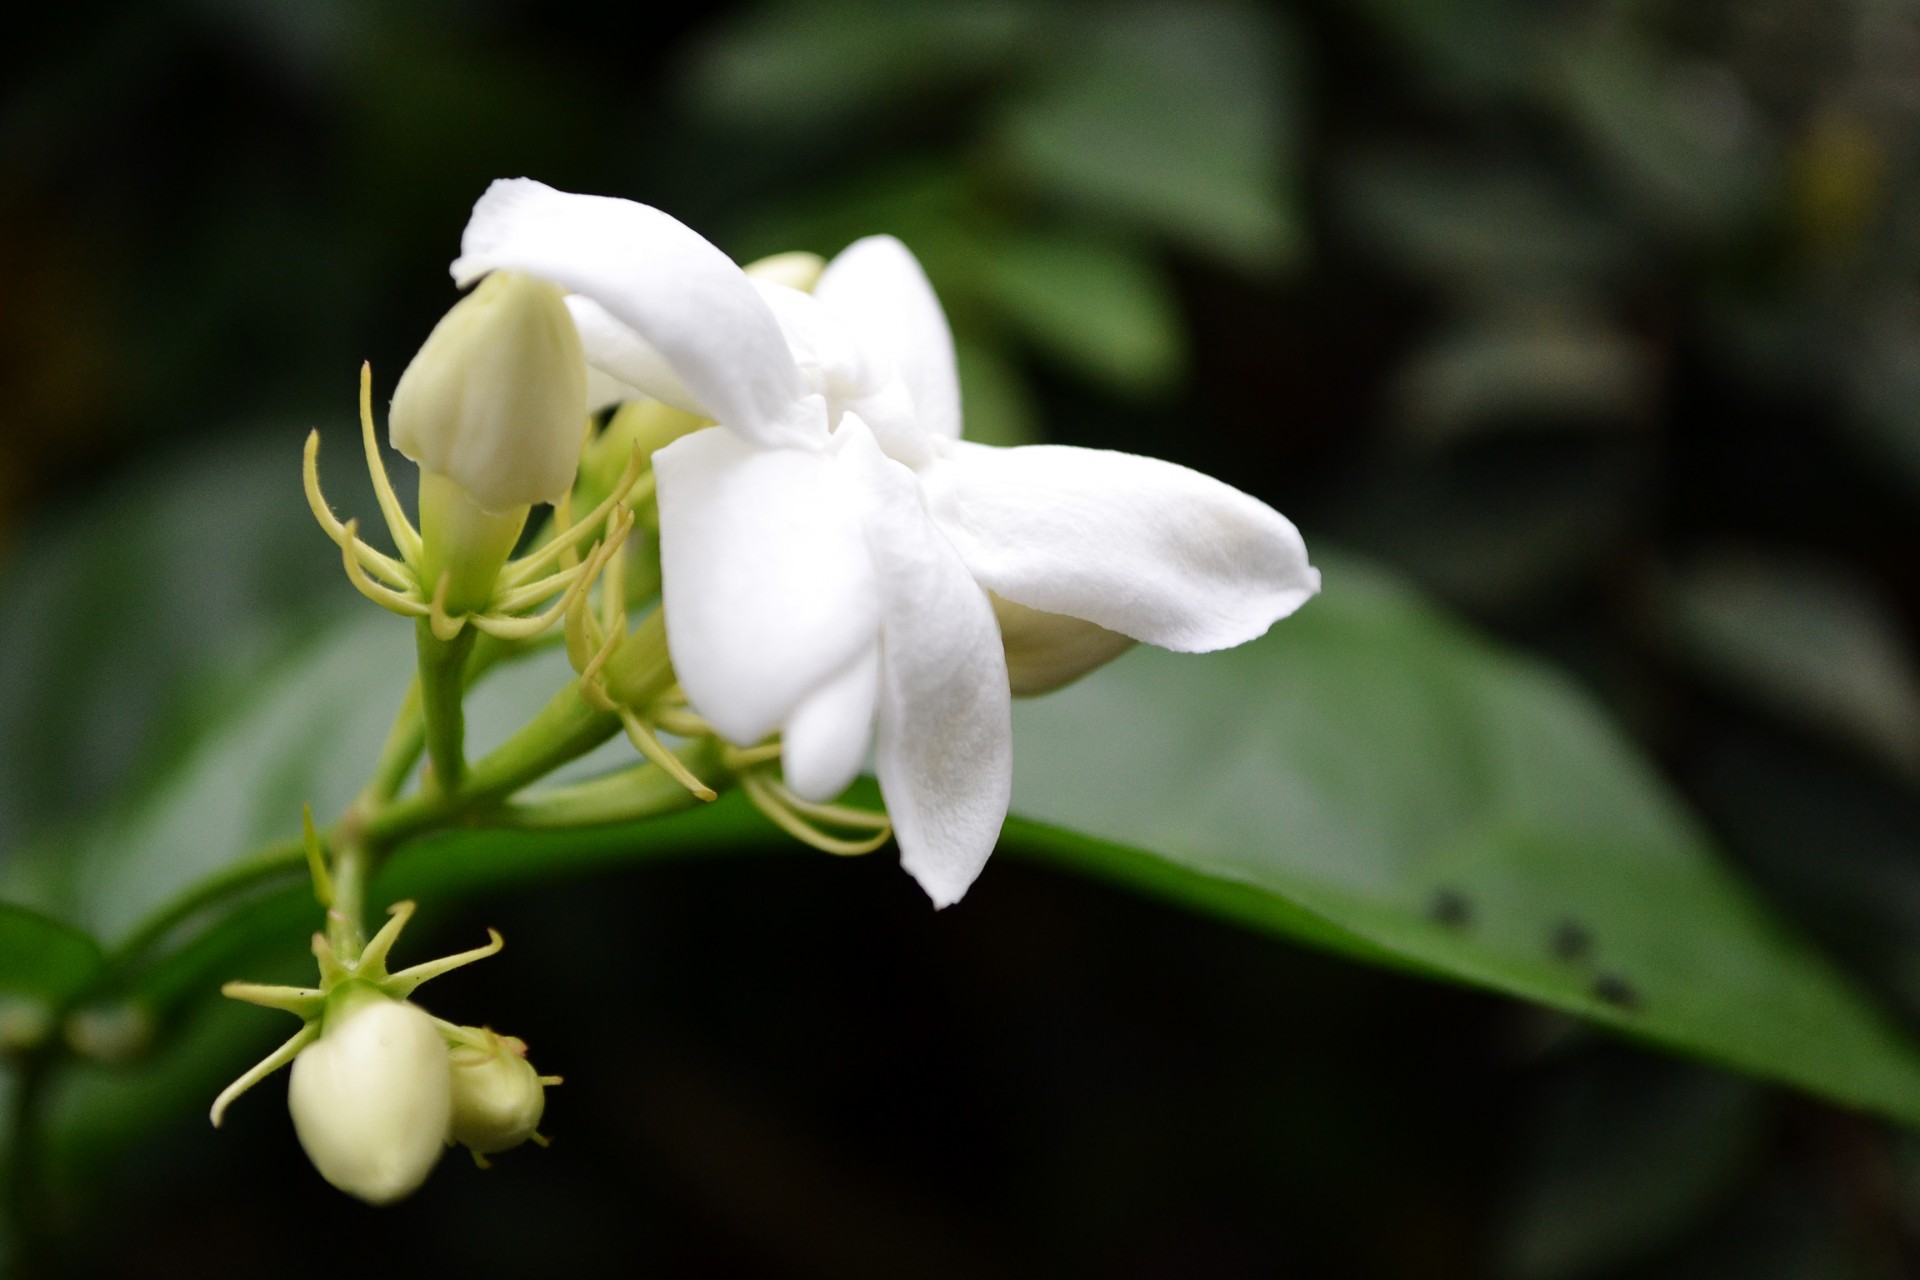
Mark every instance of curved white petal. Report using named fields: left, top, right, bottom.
left=921, top=441, right=1320, bottom=652
left=655, top=427, right=880, bottom=745
left=453, top=178, right=818, bottom=449
left=991, top=594, right=1137, bottom=695
left=781, top=643, right=880, bottom=803
left=840, top=420, right=1011, bottom=908
left=584, top=364, right=643, bottom=414
left=751, top=281, right=885, bottom=402
left=568, top=296, right=702, bottom=416
left=752, top=278, right=927, bottom=461
left=816, top=236, right=963, bottom=441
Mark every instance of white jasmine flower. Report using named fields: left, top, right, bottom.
left=451, top=179, right=1319, bottom=906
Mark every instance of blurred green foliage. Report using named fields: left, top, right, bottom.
left=5, top=0, right=1920, bottom=1276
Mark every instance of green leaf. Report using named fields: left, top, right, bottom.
left=965, top=231, right=1184, bottom=397
left=990, top=1, right=1302, bottom=270
left=16, top=612, right=768, bottom=1018
left=682, top=0, right=1028, bottom=131
left=1346, top=0, right=1533, bottom=94
left=0, top=427, right=385, bottom=854
left=1336, top=150, right=1632, bottom=291
left=1390, top=320, right=1656, bottom=443
left=12, top=425, right=1920, bottom=1152
left=0, top=906, right=102, bottom=1007
left=1553, top=37, right=1773, bottom=232
left=1003, top=556, right=1920, bottom=1126
left=1665, top=550, right=1920, bottom=783
left=736, top=170, right=1183, bottom=397
left=11, top=615, right=415, bottom=945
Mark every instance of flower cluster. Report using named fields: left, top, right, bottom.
left=212, top=901, right=559, bottom=1205
left=231, top=178, right=1317, bottom=1206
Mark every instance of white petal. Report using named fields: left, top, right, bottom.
left=654, top=427, right=880, bottom=745
left=584, top=364, right=643, bottom=414
left=839, top=420, right=1011, bottom=908
left=453, top=178, right=818, bottom=448
left=920, top=441, right=1320, bottom=652
left=752, top=279, right=927, bottom=461
left=568, top=296, right=703, bottom=416
left=816, top=236, right=963, bottom=441
left=751, top=281, right=888, bottom=403
left=781, top=643, right=880, bottom=802
left=991, top=594, right=1137, bottom=695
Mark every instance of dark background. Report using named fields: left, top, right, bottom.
left=6, top=0, right=1920, bottom=1275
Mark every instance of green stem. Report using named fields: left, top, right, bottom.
left=326, top=835, right=370, bottom=961
left=416, top=621, right=478, bottom=795
left=501, top=743, right=726, bottom=829
left=352, top=625, right=570, bottom=815
left=367, top=682, right=620, bottom=849
left=91, top=685, right=627, bottom=986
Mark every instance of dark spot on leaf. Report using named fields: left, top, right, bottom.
left=1551, top=919, right=1593, bottom=962
left=1427, top=889, right=1472, bottom=928
left=1593, top=972, right=1641, bottom=1010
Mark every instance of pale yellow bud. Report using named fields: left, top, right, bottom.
left=447, top=1028, right=551, bottom=1156
left=744, top=250, right=826, bottom=292
left=287, top=994, right=452, bottom=1205
left=390, top=270, right=588, bottom=513
left=991, top=594, right=1136, bottom=695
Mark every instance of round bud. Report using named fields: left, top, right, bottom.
left=447, top=1028, right=550, bottom=1156
left=288, top=993, right=452, bottom=1205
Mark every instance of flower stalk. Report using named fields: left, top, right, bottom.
left=416, top=620, right=479, bottom=795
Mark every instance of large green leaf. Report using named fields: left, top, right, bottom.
left=7, top=427, right=1918, bottom=1150
left=1004, top=558, right=1920, bottom=1126
left=43, top=561, right=1920, bottom=1132
left=15, top=537, right=1920, bottom=1136
left=0, top=429, right=374, bottom=854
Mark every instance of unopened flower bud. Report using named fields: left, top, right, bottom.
left=744, top=250, right=825, bottom=292
left=447, top=1027, right=554, bottom=1158
left=391, top=270, right=588, bottom=613
left=287, top=990, right=452, bottom=1205
left=990, top=594, right=1136, bottom=695
left=392, top=270, right=588, bottom=510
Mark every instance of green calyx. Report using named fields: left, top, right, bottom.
left=208, top=900, right=503, bottom=1130
left=416, top=472, right=532, bottom=620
